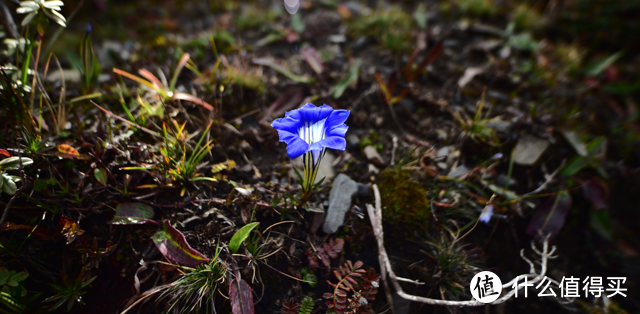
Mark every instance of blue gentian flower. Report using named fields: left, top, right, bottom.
left=479, top=204, right=494, bottom=223
left=272, top=103, right=349, bottom=192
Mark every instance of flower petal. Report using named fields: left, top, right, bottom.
left=44, top=1, right=64, bottom=7
left=16, top=6, right=37, bottom=14
left=275, top=130, right=299, bottom=145
left=298, top=103, right=332, bottom=125
left=326, top=124, right=348, bottom=138
left=312, top=136, right=346, bottom=151
left=272, top=114, right=302, bottom=134
left=325, top=109, right=350, bottom=128
left=46, top=9, right=66, bottom=26
left=286, top=137, right=310, bottom=159
left=21, top=12, right=37, bottom=26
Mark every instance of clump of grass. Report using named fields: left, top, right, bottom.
left=160, top=246, right=226, bottom=314
left=160, top=121, right=216, bottom=195
left=378, top=169, right=430, bottom=226
left=348, top=6, right=414, bottom=53
left=455, top=0, right=497, bottom=17
left=416, top=228, right=481, bottom=300
left=554, top=43, right=586, bottom=76
left=221, top=55, right=265, bottom=93
left=235, top=5, right=278, bottom=30
left=453, top=90, right=501, bottom=145
left=512, top=4, right=545, bottom=32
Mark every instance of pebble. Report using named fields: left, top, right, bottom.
left=364, top=145, right=385, bottom=166
left=323, top=174, right=359, bottom=234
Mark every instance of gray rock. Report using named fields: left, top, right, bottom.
left=347, top=134, right=360, bottom=148
left=447, top=165, right=469, bottom=178
left=323, top=174, right=359, bottom=234
left=364, top=145, right=385, bottom=166
left=513, top=135, right=549, bottom=165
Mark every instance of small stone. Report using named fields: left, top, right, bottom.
left=513, top=135, right=550, bottom=165
left=368, top=163, right=379, bottom=174
left=436, top=146, right=450, bottom=159
left=364, top=146, right=385, bottom=166
left=323, top=174, right=359, bottom=234
left=447, top=165, right=469, bottom=178
left=347, top=134, right=360, bottom=148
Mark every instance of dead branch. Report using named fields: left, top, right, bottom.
left=367, top=184, right=566, bottom=308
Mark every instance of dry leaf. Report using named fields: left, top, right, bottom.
left=56, top=144, right=79, bottom=159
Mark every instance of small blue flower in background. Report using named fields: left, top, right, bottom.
left=479, top=204, right=494, bottom=223
left=272, top=103, right=349, bottom=198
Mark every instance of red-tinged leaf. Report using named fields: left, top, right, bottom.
left=301, top=47, right=324, bottom=75
left=333, top=270, right=342, bottom=281
left=327, top=238, right=344, bottom=257
left=408, top=41, right=443, bottom=82
left=56, top=144, right=79, bottom=159
left=582, top=179, right=609, bottom=210
left=346, top=276, right=358, bottom=285
left=113, top=68, right=163, bottom=94
left=138, top=69, right=164, bottom=89
left=151, top=220, right=209, bottom=267
left=0, top=149, right=10, bottom=157
left=230, top=278, right=254, bottom=314
left=323, top=292, right=333, bottom=299
left=373, top=71, right=391, bottom=103
left=172, top=92, right=214, bottom=111
left=336, top=303, right=347, bottom=310
left=353, top=260, right=363, bottom=269
left=322, top=256, right=331, bottom=268
left=526, top=191, right=572, bottom=240
left=261, top=87, right=305, bottom=122
left=108, top=203, right=156, bottom=225
left=325, top=301, right=334, bottom=308
left=336, top=289, right=347, bottom=297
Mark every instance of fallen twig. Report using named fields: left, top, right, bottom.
left=367, top=184, right=568, bottom=308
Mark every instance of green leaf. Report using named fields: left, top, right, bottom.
left=252, top=58, right=315, bottom=83
left=9, top=272, right=28, bottom=283
left=291, top=13, right=305, bottom=33
left=602, top=77, right=640, bottom=94
left=0, top=157, right=33, bottom=170
left=331, top=59, right=361, bottom=99
left=560, top=136, right=606, bottom=177
left=108, top=203, right=155, bottom=225
left=0, top=291, right=22, bottom=312
left=151, top=220, right=210, bottom=267
left=1, top=175, right=17, bottom=195
left=507, top=32, right=540, bottom=51
left=229, top=222, right=260, bottom=254
left=590, top=209, right=613, bottom=240
left=0, top=268, right=8, bottom=285
left=94, top=168, right=107, bottom=186
left=413, top=4, right=428, bottom=29
left=34, top=178, right=55, bottom=192
left=300, top=267, right=317, bottom=287
left=292, top=167, right=304, bottom=185
left=583, top=51, right=623, bottom=77
left=255, top=33, right=284, bottom=47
